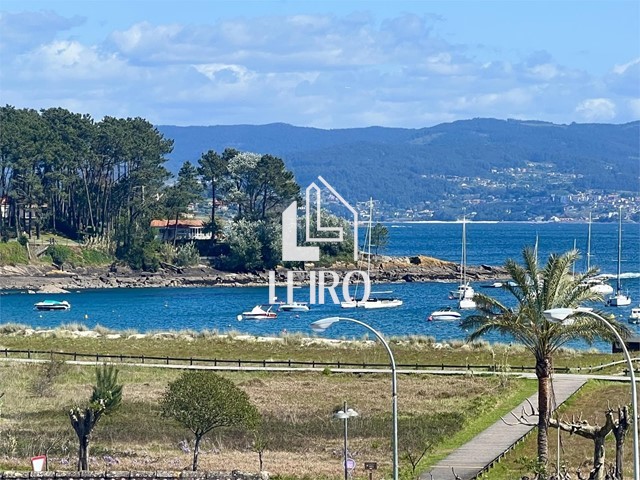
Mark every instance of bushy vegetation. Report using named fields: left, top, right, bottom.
left=0, top=242, right=28, bottom=265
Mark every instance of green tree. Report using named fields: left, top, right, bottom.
left=370, top=223, right=389, bottom=255
left=461, top=247, right=627, bottom=469
left=197, top=149, right=230, bottom=242
left=69, top=365, right=123, bottom=470
left=160, top=370, right=260, bottom=471
left=163, top=160, right=202, bottom=245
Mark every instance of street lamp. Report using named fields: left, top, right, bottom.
left=543, top=307, right=639, bottom=480
left=334, top=402, right=359, bottom=480
left=310, top=316, right=399, bottom=480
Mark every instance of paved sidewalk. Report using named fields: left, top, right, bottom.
left=422, top=375, right=587, bottom=480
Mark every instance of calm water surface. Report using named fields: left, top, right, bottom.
left=1, top=222, right=638, bottom=351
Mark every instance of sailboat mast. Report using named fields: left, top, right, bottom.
left=616, top=207, right=622, bottom=292
left=586, top=212, right=592, bottom=271
left=367, top=198, right=373, bottom=277
left=462, top=215, right=467, bottom=286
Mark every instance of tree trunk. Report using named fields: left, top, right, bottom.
left=591, top=435, right=607, bottom=480
left=536, top=357, right=552, bottom=467
left=78, top=435, right=89, bottom=471
left=192, top=435, right=202, bottom=471
left=613, top=406, right=629, bottom=480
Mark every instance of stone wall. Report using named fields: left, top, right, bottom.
left=0, top=472, right=268, bottom=480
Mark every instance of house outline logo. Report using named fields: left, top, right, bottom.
left=281, top=176, right=358, bottom=262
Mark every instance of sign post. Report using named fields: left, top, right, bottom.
left=364, top=461, right=377, bottom=480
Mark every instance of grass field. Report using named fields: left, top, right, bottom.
left=0, top=359, right=535, bottom=479
left=0, top=328, right=635, bottom=479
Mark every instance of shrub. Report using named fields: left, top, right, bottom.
left=175, top=242, right=200, bottom=267
left=48, top=245, right=73, bottom=268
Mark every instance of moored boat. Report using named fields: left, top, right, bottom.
left=629, top=306, right=640, bottom=325
left=606, top=207, right=631, bottom=307
left=278, top=302, right=310, bottom=312
left=428, top=306, right=462, bottom=321
left=237, top=305, right=277, bottom=320
left=34, top=300, right=71, bottom=311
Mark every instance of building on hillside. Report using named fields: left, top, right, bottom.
left=150, top=219, right=211, bottom=242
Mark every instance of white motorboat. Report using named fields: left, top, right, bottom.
left=34, top=300, right=71, bottom=311
left=278, top=302, right=310, bottom=312
left=629, top=307, right=640, bottom=325
left=606, top=207, right=631, bottom=307
left=449, top=215, right=475, bottom=301
left=237, top=305, right=277, bottom=320
left=428, top=307, right=462, bottom=321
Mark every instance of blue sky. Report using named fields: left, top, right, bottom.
left=1, top=0, right=638, bottom=128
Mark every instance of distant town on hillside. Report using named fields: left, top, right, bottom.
left=159, top=118, right=640, bottom=222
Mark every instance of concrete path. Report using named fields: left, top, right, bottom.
left=422, top=375, right=588, bottom=480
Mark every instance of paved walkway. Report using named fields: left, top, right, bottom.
left=422, top=375, right=588, bottom=480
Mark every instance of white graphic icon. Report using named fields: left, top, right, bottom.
left=282, top=176, right=358, bottom=262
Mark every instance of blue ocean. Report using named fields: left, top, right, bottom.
left=1, top=222, right=639, bottom=350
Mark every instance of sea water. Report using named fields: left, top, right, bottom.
left=0, top=222, right=638, bottom=350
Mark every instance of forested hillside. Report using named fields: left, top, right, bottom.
left=159, top=119, right=640, bottom=210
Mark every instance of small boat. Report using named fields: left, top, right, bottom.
left=237, top=305, right=277, bottom=320
left=341, top=295, right=403, bottom=309
left=449, top=284, right=474, bottom=300
left=34, top=300, right=71, bottom=311
left=278, top=302, right=310, bottom=312
left=428, top=306, right=462, bottom=321
left=629, top=307, right=640, bottom=325
left=360, top=297, right=403, bottom=309
left=606, top=207, right=631, bottom=307
left=458, top=297, right=476, bottom=310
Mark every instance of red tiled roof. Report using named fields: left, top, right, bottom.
left=150, top=219, right=205, bottom=228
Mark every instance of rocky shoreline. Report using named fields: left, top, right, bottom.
left=0, top=255, right=508, bottom=291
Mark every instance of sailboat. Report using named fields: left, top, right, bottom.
left=606, top=207, right=631, bottom=307
left=581, top=212, right=614, bottom=295
left=449, top=216, right=475, bottom=307
left=341, top=199, right=402, bottom=309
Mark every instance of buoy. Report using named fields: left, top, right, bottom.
left=236, top=315, right=243, bottom=321
left=84, top=314, right=89, bottom=319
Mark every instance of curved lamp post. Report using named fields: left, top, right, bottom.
left=311, top=316, right=398, bottom=480
left=544, top=307, right=638, bottom=480
left=334, top=402, right=358, bottom=480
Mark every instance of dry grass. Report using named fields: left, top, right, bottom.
left=0, top=361, right=531, bottom=479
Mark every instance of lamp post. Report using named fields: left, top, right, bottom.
left=543, top=307, right=639, bottom=480
left=310, top=316, right=398, bottom=480
left=334, top=402, right=358, bottom=480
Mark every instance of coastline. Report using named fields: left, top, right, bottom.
left=0, top=255, right=509, bottom=292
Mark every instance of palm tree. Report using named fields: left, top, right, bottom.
left=461, top=247, right=628, bottom=468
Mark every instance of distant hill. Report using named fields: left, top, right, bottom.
left=157, top=119, right=640, bottom=211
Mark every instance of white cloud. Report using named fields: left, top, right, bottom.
left=1, top=10, right=638, bottom=127
left=575, top=98, right=616, bottom=122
